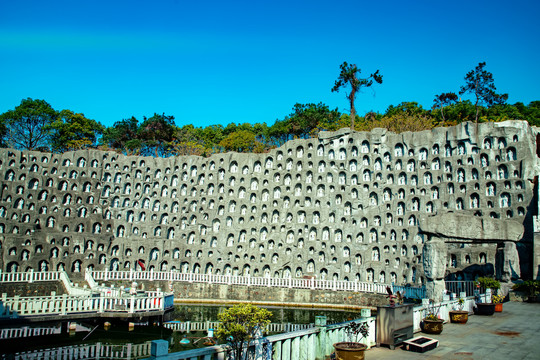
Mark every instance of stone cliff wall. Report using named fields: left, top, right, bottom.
left=0, top=121, right=537, bottom=284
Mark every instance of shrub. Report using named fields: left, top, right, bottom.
left=344, top=321, right=369, bottom=342
left=512, top=280, right=540, bottom=297
left=216, top=303, right=272, bottom=360
left=477, top=277, right=500, bottom=291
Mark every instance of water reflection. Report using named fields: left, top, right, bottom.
left=172, top=304, right=362, bottom=325
left=1, top=305, right=363, bottom=358
left=0, top=324, right=171, bottom=360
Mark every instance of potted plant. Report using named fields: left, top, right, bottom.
left=492, top=294, right=503, bottom=312
left=422, top=300, right=443, bottom=334
left=476, top=276, right=500, bottom=293
left=512, top=280, right=540, bottom=302
left=333, top=320, right=369, bottom=360
left=449, top=298, right=468, bottom=324
left=475, top=301, right=496, bottom=315
left=475, top=277, right=500, bottom=316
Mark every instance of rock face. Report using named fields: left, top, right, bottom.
left=496, top=241, right=522, bottom=296
left=422, top=239, right=448, bottom=301
left=422, top=240, right=448, bottom=281
left=419, top=212, right=524, bottom=242
left=420, top=213, right=525, bottom=300
left=0, top=121, right=537, bottom=288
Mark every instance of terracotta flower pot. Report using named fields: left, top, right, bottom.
left=494, top=303, right=503, bottom=312
left=422, top=319, right=443, bottom=334
left=333, top=342, right=367, bottom=360
left=449, top=310, right=468, bottom=324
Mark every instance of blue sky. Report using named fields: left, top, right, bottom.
left=0, top=0, right=538, bottom=128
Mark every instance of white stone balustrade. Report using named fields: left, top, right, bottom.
left=0, top=269, right=60, bottom=283
left=10, top=341, right=152, bottom=360
left=0, top=291, right=172, bottom=319
left=91, top=270, right=390, bottom=294
left=164, top=320, right=314, bottom=334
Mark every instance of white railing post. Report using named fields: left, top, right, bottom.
left=61, top=294, right=67, bottom=315
left=130, top=296, right=135, bottom=314
left=99, top=295, right=104, bottom=313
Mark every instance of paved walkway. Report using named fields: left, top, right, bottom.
left=367, top=301, right=540, bottom=360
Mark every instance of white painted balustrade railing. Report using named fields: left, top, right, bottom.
left=0, top=270, right=92, bottom=296
left=147, top=295, right=484, bottom=360
left=0, top=270, right=61, bottom=283
left=0, top=291, right=170, bottom=318
left=5, top=341, right=152, bottom=360
left=145, top=317, right=376, bottom=360
left=164, top=321, right=314, bottom=334
left=91, top=270, right=390, bottom=294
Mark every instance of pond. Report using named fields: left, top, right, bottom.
left=171, top=304, right=364, bottom=324
left=0, top=304, right=365, bottom=359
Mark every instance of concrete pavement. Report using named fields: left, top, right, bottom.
left=366, top=301, right=540, bottom=360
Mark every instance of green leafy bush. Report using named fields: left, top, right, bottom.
left=512, top=280, right=540, bottom=297
left=477, top=277, right=500, bottom=291
left=216, top=303, right=272, bottom=360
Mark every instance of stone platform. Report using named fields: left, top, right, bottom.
left=367, top=301, right=540, bottom=359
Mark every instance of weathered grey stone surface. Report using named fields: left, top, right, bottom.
left=496, top=241, right=522, bottom=295
left=107, top=280, right=387, bottom=307
left=422, top=240, right=448, bottom=280
left=496, top=242, right=521, bottom=282
left=419, top=212, right=524, bottom=242
left=423, top=239, right=448, bottom=300
left=0, top=120, right=537, bottom=287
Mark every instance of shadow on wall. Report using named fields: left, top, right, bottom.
left=445, top=263, right=495, bottom=281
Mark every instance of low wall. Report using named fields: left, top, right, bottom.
left=104, top=280, right=389, bottom=308
left=0, top=281, right=66, bottom=297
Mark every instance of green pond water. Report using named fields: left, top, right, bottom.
left=1, top=304, right=364, bottom=358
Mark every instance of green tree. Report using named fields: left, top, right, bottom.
left=223, top=123, right=238, bottom=137
left=0, top=98, right=58, bottom=150
left=385, top=101, right=429, bottom=117
left=459, top=62, right=508, bottom=123
left=331, top=62, right=382, bottom=130
left=50, top=110, right=104, bottom=152
left=268, top=119, right=291, bottom=146
left=286, top=102, right=341, bottom=138
left=200, top=124, right=225, bottom=150
left=138, top=113, right=175, bottom=157
left=171, top=124, right=216, bottom=156
left=219, top=130, right=261, bottom=153
left=432, top=92, right=458, bottom=124
left=521, top=101, right=540, bottom=126
left=440, top=100, right=477, bottom=125
left=102, top=117, right=142, bottom=155
left=371, top=112, right=434, bottom=133
left=216, top=303, right=272, bottom=360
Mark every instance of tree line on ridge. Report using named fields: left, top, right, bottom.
left=1, top=62, right=538, bottom=157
